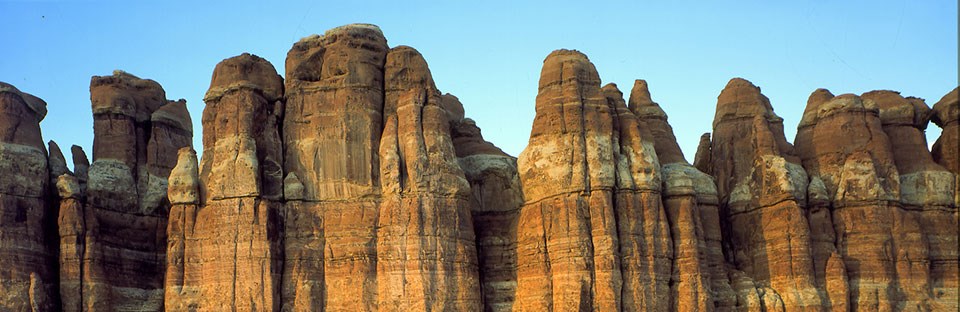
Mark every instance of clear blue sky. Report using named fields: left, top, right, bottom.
left=2, top=1, right=956, bottom=165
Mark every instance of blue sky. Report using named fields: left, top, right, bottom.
left=1, top=1, right=956, bottom=165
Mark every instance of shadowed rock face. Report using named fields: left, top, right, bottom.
left=794, top=88, right=959, bottom=311
left=931, top=88, right=959, bottom=174
left=55, top=71, right=194, bottom=311
left=864, top=90, right=958, bottom=311
left=0, top=82, right=57, bottom=311
left=1, top=24, right=957, bottom=312
left=448, top=94, right=524, bottom=312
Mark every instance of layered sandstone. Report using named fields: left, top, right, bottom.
left=0, top=82, right=57, bottom=311
left=283, top=24, right=482, bottom=310
left=448, top=94, right=524, bottom=312
left=707, top=78, right=823, bottom=311
left=1, top=23, right=958, bottom=312
left=629, top=80, right=734, bottom=310
left=167, top=53, right=285, bottom=311
left=515, top=50, right=672, bottom=311
left=55, top=71, right=194, bottom=311
left=794, top=88, right=958, bottom=311
left=863, top=90, right=957, bottom=310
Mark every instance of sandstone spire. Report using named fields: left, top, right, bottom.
left=516, top=50, right=671, bottom=311
left=708, top=78, right=824, bottom=310
left=0, top=82, right=57, bottom=311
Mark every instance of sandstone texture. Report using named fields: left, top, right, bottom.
left=0, top=24, right=956, bottom=312
left=58, top=71, right=195, bottom=311
left=449, top=94, right=524, bottom=312
left=707, top=78, right=823, bottom=311
left=0, top=82, right=58, bottom=311
left=515, top=50, right=672, bottom=311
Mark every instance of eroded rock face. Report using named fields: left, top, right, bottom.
left=0, top=82, right=57, bottom=311
left=281, top=26, right=388, bottom=310
left=516, top=50, right=672, bottom=311
left=57, top=71, right=195, bottom=311
left=931, top=88, right=959, bottom=174
left=168, top=53, right=285, bottom=311
left=284, top=25, right=482, bottom=309
left=794, top=88, right=958, bottom=311
left=2, top=23, right=957, bottom=312
left=863, top=90, right=957, bottom=311
left=448, top=94, right=524, bottom=312
left=629, top=79, right=733, bottom=310
left=708, top=78, right=823, bottom=311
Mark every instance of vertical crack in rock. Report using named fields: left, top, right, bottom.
left=448, top=93, right=524, bottom=312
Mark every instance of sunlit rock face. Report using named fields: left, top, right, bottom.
left=704, top=78, right=824, bottom=311
left=163, top=53, right=285, bottom=311
left=280, top=24, right=481, bottom=311
left=0, top=23, right=957, bottom=312
left=629, top=79, right=733, bottom=311
left=515, top=50, right=673, bottom=311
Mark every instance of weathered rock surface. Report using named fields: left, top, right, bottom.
left=282, top=26, right=388, bottom=310
left=629, top=79, right=734, bottom=311
left=931, top=88, right=959, bottom=174
left=707, top=78, right=823, bottom=311
left=928, top=87, right=960, bottom=311
left=281, top=25, right=481, bottom=310
left=864, top=90, right=957, bottom=311
left=168, top=53, right=285, bottom=311
left=0, top=82, right=57, bottom=311
left=1, top=23, right=957, bottom=312
left=56, top=71, right=193, bottom=311
left=794, top=88, right=958, bottom=311
left=516, top=50, right=672, bottom=311
left=449, top=94, right=524, bottom=312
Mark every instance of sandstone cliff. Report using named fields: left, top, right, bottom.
left=0, top=23, right=956, bottom=312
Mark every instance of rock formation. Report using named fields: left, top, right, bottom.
left=0, top=82, right=58, bottom=311
left=862, top=90, right=955, bottom=310
left=931, top=88, right=959, bottom=175
left=0, top=23, right=957, bottom=312
left=54, top=71, right=194, bottom=311
left=282, top=24, right=481, bottom=310
left=629, top=79, right=734, bottom=310
left=515, top=50, right=672, bottom=311
left=166, top=53, right=285, bottom=311
left=794, top=88, right=958, bottom=311
left=448, top=94, right=524, bottom=312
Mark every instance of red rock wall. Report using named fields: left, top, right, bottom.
left=0, top=23, right=956, bottom=312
